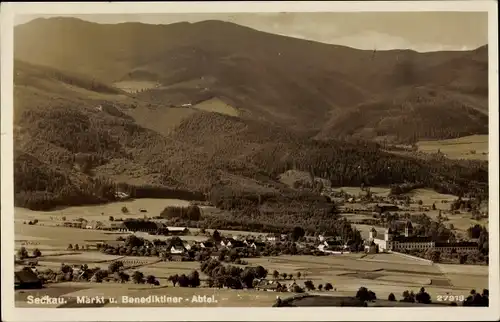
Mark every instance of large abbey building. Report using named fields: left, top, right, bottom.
left=367, top=221, right=478, bottom=254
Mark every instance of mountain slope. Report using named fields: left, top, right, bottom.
left=14, top=18, right=488, bottom=140
left=14, top=61, right=488, bottom=210
left=318, top=85, right=488, bottom=143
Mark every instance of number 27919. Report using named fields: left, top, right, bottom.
left=437, top=295, right=465, bottom=302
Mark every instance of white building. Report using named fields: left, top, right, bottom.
left=369, top=222, right=434, bottom=252
left=170, top=245, right=185, bottom=254
left=368, top=221, right=478, bottom=254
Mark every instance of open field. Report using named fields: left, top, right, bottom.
left=251, top=255, right=487, bottom=300
left=191, top=97, right=240, bottom=117
left=15, top=224, right=128, bottom=249
left=416, top=135, right=488, bottom=161
left=403, top=188, right=458, bottom=206
left=124, top=105, right=196, bottom=137
left=15, top=198, right=192, bottom=224
left=331, top=186, right=391, bottom=197
left=113, top=80, right=158, bottom=93
left=16, top=253, right=487, bottom=307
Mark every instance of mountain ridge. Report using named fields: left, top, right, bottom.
left=14, top=17, right=488, bottom=142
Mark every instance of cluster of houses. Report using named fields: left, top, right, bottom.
left=161, top=236, right=279, bottom=257
left=254, top=279, right=302, bottom=292
left=61, top=219, right=191, bottom=236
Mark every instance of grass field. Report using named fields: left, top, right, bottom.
left=113, top=80, right=158, bottom=93
left=191, top=97, right=240, bottom=117
left=15, top=198, right=192, bottom=224
left=416, top=135, right=488, bottom=161
left=14, top=199, right=268, bottom=256
left=124, top=105, right=197, bottom=137
left=331, top=186, right=392, bottom=197
left=16, top=253, right=487, bottom=307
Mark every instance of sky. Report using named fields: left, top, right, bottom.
left=14, top=12, right=488, bottom=52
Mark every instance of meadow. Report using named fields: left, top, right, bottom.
left=15, top=252, right=487, bottom=307
left=113, top=80, right=159, bottom=93
left=416, top=135, right=488, bottom=161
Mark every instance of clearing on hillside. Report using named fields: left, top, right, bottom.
left=113, top=80, right=159, bottom=93
left=191, top=97, right=240, bottom=117
left=278, top=170, right=331, bottom=189
left=331, top=186, right=391, bottom=197
left=417, top=135, right=488, bottom=160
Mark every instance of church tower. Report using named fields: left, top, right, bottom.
left=405, top=221, right=413, bottom=237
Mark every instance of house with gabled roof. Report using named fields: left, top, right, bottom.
left=250, top=241, right=267, bottom=250
left=200, top=241, right=216, bottom=249
left=170, top=245, right=186, bottom=254
left=15, top=268, right=42, bottom=289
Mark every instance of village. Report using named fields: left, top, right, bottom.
left=13, top=183, right=489, bottom=308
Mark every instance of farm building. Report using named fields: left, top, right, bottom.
left=266, top=234, right=283, bottom=242
left=15, top=268, right=43, bottom=290
left=373, top=204, right=400, bottom=213
left=183, top=241, right=194, bottom=251
left=318, top=239, right=349, bottom=253
left=106, top=222, right=127, bottom=231
left=254, top=279, right=280, bottom=292
left=250, top=241, right=266, bottom=250
left=210, top=252, right=221, bottom=260
left=166, top=227, right=189, bottom=235
left=85, top=220, right=103, bottom=230
left=170, top=245, right=186, bottom=254
left=122, top=220, right=163, bottom=233
left=200, top=241, right=217, bottom=249
left=220, top=238, right=245, bottom=248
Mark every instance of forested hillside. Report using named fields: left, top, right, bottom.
left=13, top=60, right=488, bottom=210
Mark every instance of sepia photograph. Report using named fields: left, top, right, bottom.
left=1, top=1, right=498, bottom=321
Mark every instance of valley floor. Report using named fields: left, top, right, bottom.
left=13, top=193, right=488, bottom=307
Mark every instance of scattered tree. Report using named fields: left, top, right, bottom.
left=32, top=248, right=42, bottom=258
left=132, top=271, right=144, bottom=284
left=108, top=261, right=124, bottom=274
left=17, top=247, right=28, bottom=259
left=356, top=287, right=376, bottom=302
left=304, top=280, right=315, bottom=291
left=168, top=274, right=179, bottom=287
left=415, top=287, right=431, bottom=304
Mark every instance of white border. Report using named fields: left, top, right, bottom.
left=1, top=1, right=498, bottom=321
